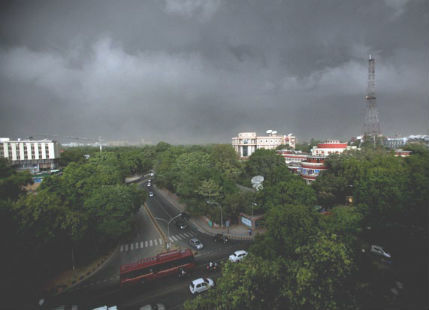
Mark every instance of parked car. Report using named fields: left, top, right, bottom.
left=213, top=233, right=229, bottom=244
left=370, top=245, right=391, bottom=259
left=140, top=303, right=165, bottom=310
left=149, top=192, right=154, bottom=197
left=189, top=277, right=215, bottom=294
left=229, top=250, right=248, bottom=262
left=176, top=220, right=188, bottom=230
left=189, top=238, right=203, bottom=250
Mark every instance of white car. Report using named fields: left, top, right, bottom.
left=189, top=238, right=204, bottom=250
left=189, top=277, right=215, bottom=294
left=149, top=192, right=154, bottom=197
left=229, top=250, right=248, bottom=262
left=370, top=245, right=391, bottom=258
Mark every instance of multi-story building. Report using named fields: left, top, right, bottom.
left=384, top=135, right=429, bottom=149
left=384, top=137, right=408, bottom=149
left=277, top=150, right=309, bottom=165
left=0, top=138, right=60, bottom=172
left=232, top=131, right=295, bottom=158
left=299, top=140, right=357, bottom=184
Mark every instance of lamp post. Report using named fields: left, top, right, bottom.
left=252, top=202, right=257, bottom=217
left=207, top=200, right=223, bottom=229
left=155, top=213, right=183, bottom=249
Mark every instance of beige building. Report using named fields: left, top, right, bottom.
left=232, top=130, right=296, bottom=158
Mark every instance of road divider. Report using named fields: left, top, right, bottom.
left=143, top=203, right=169, bottom=248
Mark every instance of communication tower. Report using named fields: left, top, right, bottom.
left=363, top=54, right=381, bottom=137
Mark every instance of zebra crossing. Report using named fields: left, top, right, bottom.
left=120, top=232, right=194, bottom=252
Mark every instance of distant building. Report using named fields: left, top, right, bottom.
left=299, top=140, right=357, bottom=184
left=232, top=131, right=296, bottom=158
left=277, top=150, right=309, bottom=165
left=384, top=135, right=429, bottom=149
left=300, top=155, right=328, bottom=184
left=384, top=137, right=408, bottom=149
left=0, top=137, right=60, bottom=172
left=394, top=149, right=412, bottom=157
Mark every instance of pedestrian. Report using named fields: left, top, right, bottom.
left=248, top=228, right=252, bottom=236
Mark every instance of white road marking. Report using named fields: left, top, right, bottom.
left=130, top=244, right=134, bottom=250
left=171, top=235, right=178, bottom=241
left=135, top=242, right=139, bottom=248
left=140, top=241, right=144, bottom=248
left=150, top=240, right=153, bottom=247
left=159, top=239, right=163, bottom=245
left=120, top=245, right=124, bottom=252
left=125, top=244, right=129, bottom=251
left=145, top=241, right=148, bottom=247
left=154, top=239, right=158, bottom=246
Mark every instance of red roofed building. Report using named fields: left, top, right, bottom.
left=299, top=140, right=357, bottom=184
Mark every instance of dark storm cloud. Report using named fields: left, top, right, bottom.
left=0, top=0, right=428, bottom=144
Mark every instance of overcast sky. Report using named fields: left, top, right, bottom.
left=0, top=0, right=428, bottom=144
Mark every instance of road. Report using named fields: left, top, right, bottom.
left=48, top=178, right=250, bottom=309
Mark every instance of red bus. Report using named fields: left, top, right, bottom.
left=120, top=249, right=196, bottom=286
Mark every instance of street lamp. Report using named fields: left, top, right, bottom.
left=252, top=202, right=257, bottom=217
left=154, top=213, right=183, bottom=250
left=206, top=200, right=223, bottom=229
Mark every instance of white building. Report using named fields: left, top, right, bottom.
left=232, top=131, right=296, bottom=158
left=310, top=140, right=357, bottom=156
left=0, top=138, right=60, bottom=171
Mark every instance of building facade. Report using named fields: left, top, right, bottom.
left=0, top=138, right=60, bottom=171
left=299, top=140, right=357, bottom=184
left=232, top=131, right=296, bottom=158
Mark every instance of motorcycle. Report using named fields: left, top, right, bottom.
left=206, top=261, right=219, bottom=272
left=178, top=268, right=187, bottom=279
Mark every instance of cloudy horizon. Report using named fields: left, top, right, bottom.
left=1, top=0, right=428, bottom=144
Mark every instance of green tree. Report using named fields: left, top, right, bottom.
left=173, top=151, right=212, bottom=198
left=259, top=176, right=316, bottom=211
left=84, top=184, right=142, bottom=242
left=197, top=179, right=221, bottom=201
left=244, top=149, right=288, bottom=185
left=0, top=158, right=33, bottom=200
left=209, top=144, right=241, bottom=180
left=284, top=234, right=355, bottom=310
left=184, top=255, right=282, bottom=310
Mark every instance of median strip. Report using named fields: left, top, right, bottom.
left=143, top=203, right=168, bottom=246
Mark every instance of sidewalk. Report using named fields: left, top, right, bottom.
left=41, top=247, right=117, bottom=296
left=155, top=187, right=265, bottom=240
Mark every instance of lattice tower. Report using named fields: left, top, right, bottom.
left=363, top=55, right=381, bottom=136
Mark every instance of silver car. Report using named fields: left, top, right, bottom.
left=370, top=245, right=391, bottom=258
left=189, top=238, right=203, bottom=250
left=189, top=277, right=215, bottom=294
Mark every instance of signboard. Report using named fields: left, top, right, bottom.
left=225, top=220, right=230, bottom=228
left=241, top=216, right=252, bottom=227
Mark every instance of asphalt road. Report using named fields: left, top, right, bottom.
left=47, top=179, right=250, bottom=310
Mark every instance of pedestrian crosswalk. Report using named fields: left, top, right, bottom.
left=120, top=232, right=194, bottom=252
